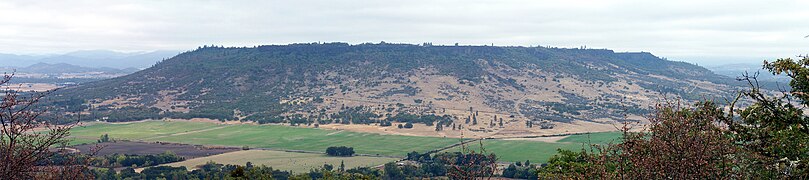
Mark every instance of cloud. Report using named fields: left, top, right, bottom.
left=0, top=0, right=807, bottom=65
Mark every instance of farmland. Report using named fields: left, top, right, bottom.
left=69, top=121, right=459, bottom=157
left=69, top=120, right=623, bottom=163
left=164, top=150, right=399, bottom=173
left=557, top=131, right=624, bottom=144
left=447, top=132, right=624, bottom=163
left=72, top=141, right=239, bottom=158
left=69, top=121, right=223, bottom=143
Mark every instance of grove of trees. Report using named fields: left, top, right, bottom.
left=325, top=146, right=355, bottom=157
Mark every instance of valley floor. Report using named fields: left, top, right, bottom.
left=68, top=120, right=622, bottom=170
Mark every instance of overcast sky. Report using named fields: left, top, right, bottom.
left=1, top=0, right=808, bottom=65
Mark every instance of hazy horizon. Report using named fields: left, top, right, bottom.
left=2, top=0, right=808, bottom=66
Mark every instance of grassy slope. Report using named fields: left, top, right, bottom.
left=165, top=150, right=399, bottom=173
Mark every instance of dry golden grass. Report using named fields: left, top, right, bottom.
left=163, top=150, right=399, bottom=173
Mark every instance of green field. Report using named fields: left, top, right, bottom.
left=557, top=131, right=624, bottom=144
left=165, top=150, right=399, bottom=173
left=70, top=121, right=223, bottom=141
left=450, top=132, right=623, bottom=163
left=70, top=121, right=459, bottom=157
left=70, top=121, right=623, bottom=163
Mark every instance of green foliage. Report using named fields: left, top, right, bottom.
left=540, top=102, right=738, bottom=179
left=723, top=56, right=809, bottom=177
left=326, top=146, right=355, bottom=157
left=503, top=163, right=538, bottom=179
left=89, top=151, right=184, bottom=168
left=387, top=113, right=452, bottom=126
left=97, top=134, right=110, bottom=143
left=538, top=55, right=809, bottom=178
left=96, top=162, right=292, bottom=180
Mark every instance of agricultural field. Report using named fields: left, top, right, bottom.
left=69, top=121, right=224, bottom=144
left=556, top=131, right=624, bottom=144
left=69, top=120, right=623, bottom=164
left=164, top=150, right=399, bottom=173
left=70, top=121, right=459, bottom=157
left=450, top=132, right=623, bottom=163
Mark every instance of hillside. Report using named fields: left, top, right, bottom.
left=44, top=43, right=741, bottom=137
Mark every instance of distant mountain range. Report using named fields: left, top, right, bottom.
left=0, top=62, right=142, bottom=84
left=0, top=50, right=180, bottom=69
left=707, top=63, right=790, bottom=83
left=2, top=62, right=139, bottom=75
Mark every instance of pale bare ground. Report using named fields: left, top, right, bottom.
left=181, top=118, right=255, bottom=125
left=153, top=90, right=191, bottom=113
left=158, top=150, right=399, bottom=173
left=501, top=136, right=569, bottom=143
left=306, top=66, right=668, bottom=139
left=86, top=118, right=253, bottom=126
left=1, top=83, right=60, bottom=92
left=317, top=119, right=623, bottom=139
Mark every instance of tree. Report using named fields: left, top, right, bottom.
left=339, top=160, right=345, bottom=172
left=722, top=56, right=809, bottom=177
left=230, top=165, right=246, bottom=178
left=539, top=102, right=739, bottom=179
left=441, top=140, right=497, bottom=180
left=404, top=122, right=413, bottom=128
left=383, top=162, right=404, bottom=180
left=492, top=115, right=497, bottom=127
left=0, top=74, right=95, bottom=179
left=326, top=146, right=355, bottom=157
left=380, top=120, right=392, bottom=127
left=502, top=164, right=517, bottom=178
left=98, top=133, right=110, bottom=143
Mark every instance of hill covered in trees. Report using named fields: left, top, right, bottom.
left=42, top=42, right=741, bottom=134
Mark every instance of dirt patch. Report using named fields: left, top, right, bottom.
left=316, top=119, right=628, bottom=139
left=71, top=141, right=239, bottom=158
left=1, top=83, right=60, bottom=92
left=501, top=136, right=569, bottom=143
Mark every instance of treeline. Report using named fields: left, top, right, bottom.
left=89, top=150, right=499, bottom=180
left=91, top=162, right=293, bottom=180
left=46, top=151, right=185, bottom=169
left=387, top=113, right=453, bottom=126
left=90, top=152, right=184, bottom=168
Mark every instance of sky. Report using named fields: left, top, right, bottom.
left=1, top=0, right=808, bottom=65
